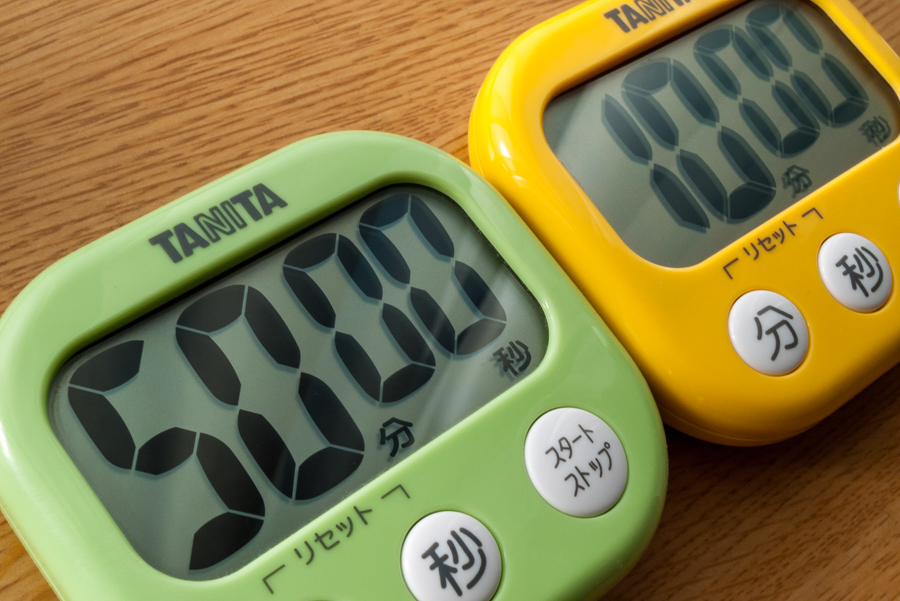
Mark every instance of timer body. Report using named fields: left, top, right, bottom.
left=0, top=133, right=666, bottom=600
left=469, top=0, right=900, bottom=445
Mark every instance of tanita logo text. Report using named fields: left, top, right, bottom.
left=149, top=183, right=287, bottom=263
left=604, top=0, right=693, bottom=33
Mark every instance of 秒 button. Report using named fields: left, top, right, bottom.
left=818, top=233, right=892, bottom=312
left=401, top=511, right=501, bottom=601
left=728, top=290, right=809, bottom=375
left=523, top=408, right=627, bottom=517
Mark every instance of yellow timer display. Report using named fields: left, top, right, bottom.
left=469, top=0, right=900, bottom=445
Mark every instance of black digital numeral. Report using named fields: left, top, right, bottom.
left=359, top=193, right=507, bottom=355
left=67, top=341, right=265, bottom=572
left=283, top=232, right=437, bottom=403
left=177, top=286, right=366, bottom=505
left=695, top=25, right=820, bottom=157
left=606, top=57, right=776, bottom=226
left=747, top=5, right=869, bottom=126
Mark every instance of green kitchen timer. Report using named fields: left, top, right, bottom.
left=0, top=132, right=667, bottom=601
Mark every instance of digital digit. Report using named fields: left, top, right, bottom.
left=358, top=193, right=507, bottom=355
left=67, top=341, right=266, bottom=571
left=176, top=285, right=300, bottom=405
left=695, top=25, right=820, bottom=156
left=283, top=233, right=437, bottom=402
left=177, top=285, right=366, bottom=505
left=624, top=61, right=680, bottom=147
left=619, top=60, right=710, bottom=228
left=237, top=375, right=367, bottom=503
left=606, top=58, right=777, bottom=225
left=747, top=5, right=869, bottom=126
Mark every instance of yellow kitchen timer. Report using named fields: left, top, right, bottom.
left=470, top=0, right=900, bottom=445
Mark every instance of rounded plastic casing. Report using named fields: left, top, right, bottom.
left=0, top=132, right=666, bottom=600
left=469, top=0, right=900, bottom=445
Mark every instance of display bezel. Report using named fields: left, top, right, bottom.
left=542, top=0, right=900, bottom=268
left=47, top=181, right=554, bottom=581
left=468, top=0, right=900, bottom=444
left=0, top=132, right=667, bottom=600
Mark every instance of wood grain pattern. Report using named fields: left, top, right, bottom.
left=0, top=0, right=897, bottom=599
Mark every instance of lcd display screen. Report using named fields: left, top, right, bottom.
left=49, top=185, right=548, bottom=580
left=544, top=0, right=900, bottom=267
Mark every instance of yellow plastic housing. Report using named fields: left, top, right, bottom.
left=469, top=0, right=900, bottom=445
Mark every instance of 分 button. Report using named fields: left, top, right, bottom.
left=401, top=511, right=502, bottom=601
left=523, top=408, right=627, bottom=517
left=728, top=290, right=809, bottom=375
left=818, top=233, right=892, bottom=312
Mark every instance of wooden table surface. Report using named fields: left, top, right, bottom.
left=1, top=0, right=898, bottom=599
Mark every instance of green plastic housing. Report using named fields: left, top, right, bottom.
left=0, top=132, right=667, bottom=601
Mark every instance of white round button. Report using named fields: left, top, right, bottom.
left=728, top=290, right=809, bottom=375
left=818, top=233, right=892, bottom=312
left=401, top=511, right=501, bottom=601
left=523, top=408, right=627, bottom=517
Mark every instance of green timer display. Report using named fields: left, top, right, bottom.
left=0, top=133, right=667, bottom=601
left=50, top=185, right=548, bottom=579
